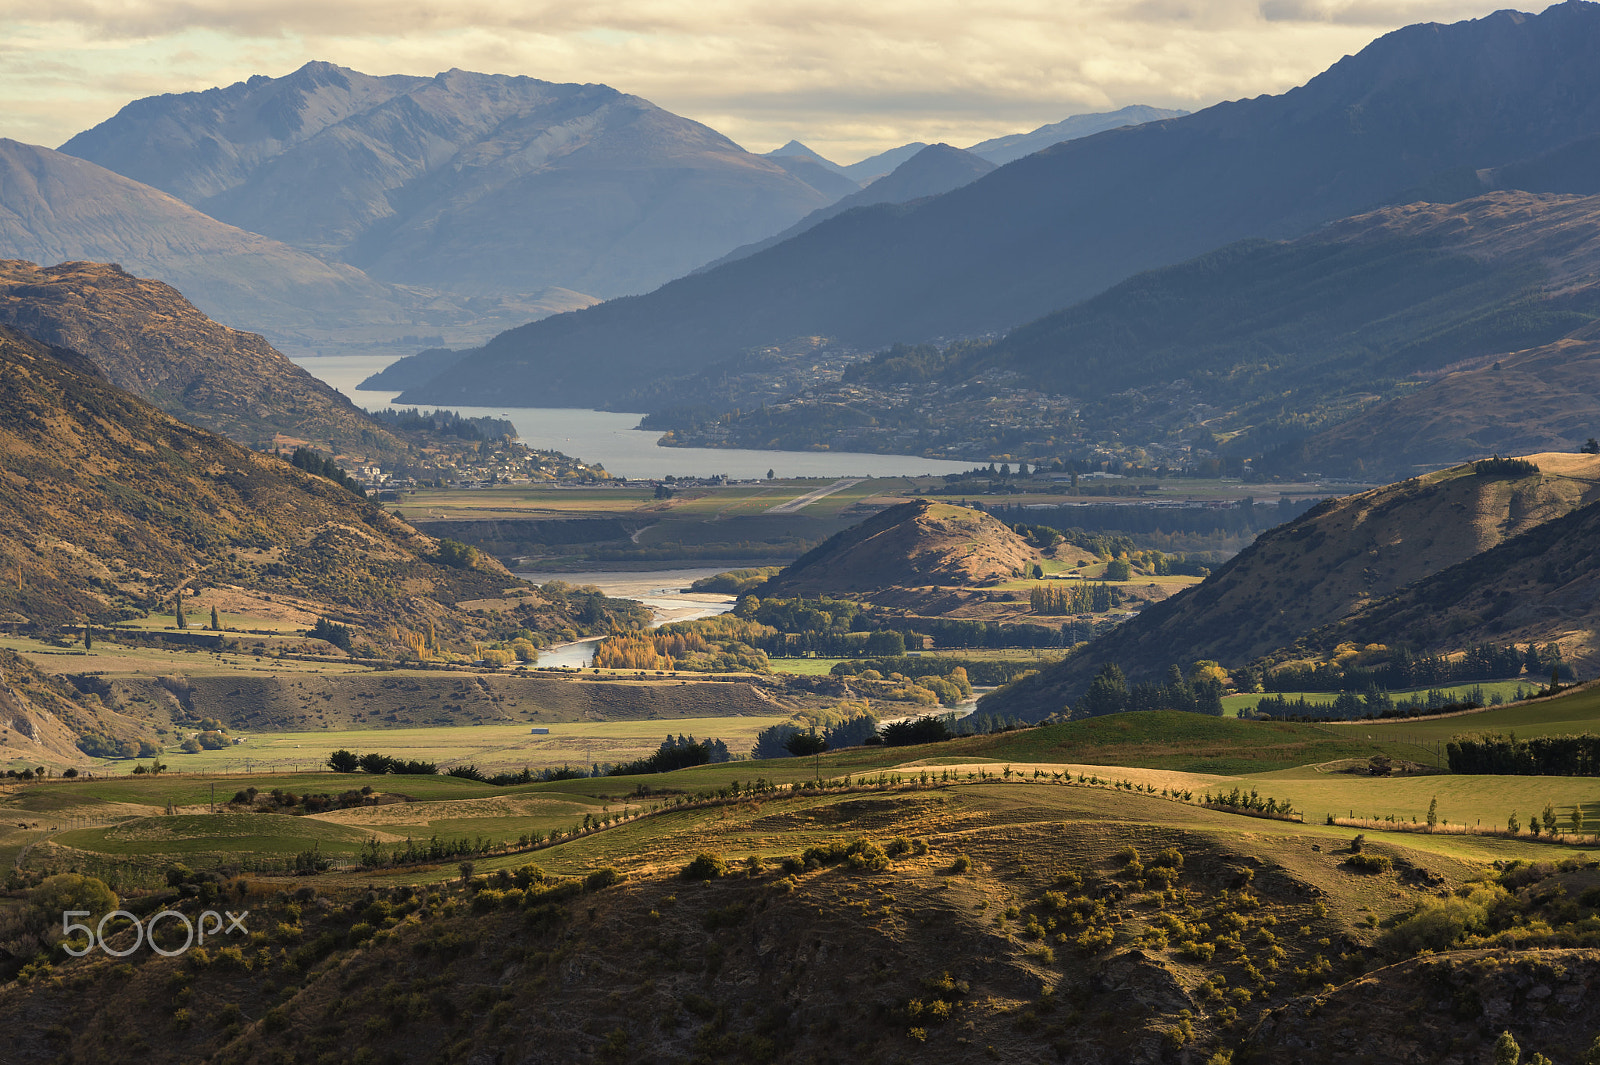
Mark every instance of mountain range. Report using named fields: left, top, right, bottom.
left=769, top=105, right=1188, bottom=182
left=60, top=62, right=851, bottom=303
left=702, top=144, right=998, bottom=272
left=394, top=2, right=1600, bottom=411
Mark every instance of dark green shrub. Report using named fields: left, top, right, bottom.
left=585, top=867, right=624, bottom=891
left=682, top=853, right=729, bottom=880
left=1346, top=853, right=1392, bottom=875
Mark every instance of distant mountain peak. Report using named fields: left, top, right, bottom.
left=966, top=104, right=1191, bottom=165
left=765, top=140, right=850, bottom=177
left=62, top=66, right=843, bottom=303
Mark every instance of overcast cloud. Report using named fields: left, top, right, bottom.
left=0, top=0, right=1519, bottom=161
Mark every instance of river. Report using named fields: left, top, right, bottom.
left=291, top=354, right=974, bottom=480
left=521, top=567, right=737, bottom=668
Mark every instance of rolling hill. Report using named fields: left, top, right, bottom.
left=0, top=259, right=407, bottom=458
left=62, top=62, right=850, bottom=302
left=397, top=3, right=1600, bottom=409
left=0, top=323, right=506, bottom=638
left=760, top=500, right=1038, bottom=596
left=980, top=453, right=1600, bottom=717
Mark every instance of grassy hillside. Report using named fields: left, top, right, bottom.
left=7, top=685, right=1600, bottom=1062
left=762, top=500, right=1038, bottom=596
left=6, top=741, right=1600, bottom=1063
left=1292, top=487, right=1600, bottom=668
left=981, top=455, right=1600, bottom=718
left=0, top=324, right=514, bottom=640
left=0, top=260, right=407, bottom=460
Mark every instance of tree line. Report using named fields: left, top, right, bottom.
left=1029, top=582, right=1122, bottom=615
left=1075, top=663, right=1225, bottom=717
left=1255, top=643, right=1568, bottom=693
left=608, top=734, right=733, bottom=777
left=1447, top=733, right=1600, bottom=776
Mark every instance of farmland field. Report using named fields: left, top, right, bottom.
left=73, top=716, right=792, bottom=777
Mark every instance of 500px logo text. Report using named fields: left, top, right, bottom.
left=61, top=909, right=249, bottom=957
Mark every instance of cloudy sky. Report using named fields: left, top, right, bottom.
left=1, top=0, right=1520, bottom=162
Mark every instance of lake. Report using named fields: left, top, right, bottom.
left=291, top=354, right=974, bottom=480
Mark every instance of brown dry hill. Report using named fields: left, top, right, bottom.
left=0, top=323, right=506, bottom=639
left=0, top=259, right=406, bottom=460
left=982, top=453, right=1600, bottom=717
left=1248, top=948, right=1600, bottom=1063
left=0, top=649, right=147, bottom=765
left=1271, top=190, right=1600, bottom=478
left=1301, top=319, right=1600, bottom=478
left=760, top=500, right=1038, bottom=596
left=101, top=671, right=783, bottom=733
left=1291, top=474, right=1600, bottom=670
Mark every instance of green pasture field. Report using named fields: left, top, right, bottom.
left=0, top=636, right=372, bottom=679
left=1221, top=680, right=1534, bottom=718
left=52, top=812, right=374, bottom=859
left=764, top=655, right=851, bottom=671
left=355, top=775, right=1596, bottom=893
left=1320, top=683, right=1600, bottom=743
left=76, top=716, right=792, bottom=777
left=17, top=698, right=1600, bottom=889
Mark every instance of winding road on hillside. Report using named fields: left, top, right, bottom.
left=766, top=478, right=862, bottom=514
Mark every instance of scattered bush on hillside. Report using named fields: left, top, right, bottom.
left=433, top=539, right=479, bottom=569
left=1345, top=853, right=1393, bottom=874
left=288, top=447, right=366, bottom=497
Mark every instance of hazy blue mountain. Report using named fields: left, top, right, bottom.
left=765, top=140, right=854, bottom=178
left=700, top=144, right=997, bottom=271
left=965, top=105, right=1190, bottom=165
left=0, top=138, right=413, bottom=345
left=841, top=143, right=928, bottom=183
left=397, top=3, right=1600, bottom=411
left=61, top=62, right=846, bottom=300
left=765, top=153, right=861, bottom=201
